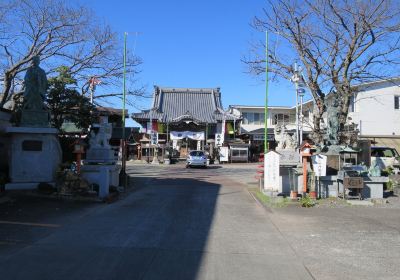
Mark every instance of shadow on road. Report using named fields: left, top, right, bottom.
left=0, top=172, right=221, bottom=280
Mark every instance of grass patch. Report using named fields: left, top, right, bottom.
left=249, top=187, right=289, bottom=208
left=299, top=194, right=316, bottom=208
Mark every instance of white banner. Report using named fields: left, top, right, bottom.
left=215, top=133, right=223, bottom=147
left=312, top=154, right=327, bottom=177
left=146, top=122, right=152, bottom=134
left=170, top=131, right=205, bottom=140
left=150, top=132, right=158, bottom=145
left=219, top=147, right=229, bottom=162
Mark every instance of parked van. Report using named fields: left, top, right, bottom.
left=370, top=146, right=400, bottom=169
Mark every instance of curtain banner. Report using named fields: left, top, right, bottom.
left=170, top=131, right=205, bottom=140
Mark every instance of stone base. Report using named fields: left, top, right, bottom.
left=318, top=175, right=388, bottom=199
left=6, top=126, right=61, bottom=183
left=20, top=109, right=50, bottom=127
left=86, top=148, right=115, bottom=164
left=81, top=164, right=120, bottom=198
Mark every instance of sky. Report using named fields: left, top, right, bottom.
left=77, top=0, right=309, bottom=125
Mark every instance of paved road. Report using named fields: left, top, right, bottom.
left=0, top=164, right=312, bottom=280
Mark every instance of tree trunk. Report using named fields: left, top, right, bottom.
left=311, top=97, right=326, bottom=146
left=0, top=71, right=14, bottom=107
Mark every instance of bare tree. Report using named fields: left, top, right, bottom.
left=0, top=0, right=143, bottom=108
left=244, top=0, right=400, bottom=144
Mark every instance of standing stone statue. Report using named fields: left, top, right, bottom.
left=20, top=56, right=50, bottom=127
left=326, top=96, right=340, bottom=145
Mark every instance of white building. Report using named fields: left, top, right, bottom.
left=229, top=78, right=400, bottom=153
left=349, top=78, right=400, bottom=150
left=228, top=102, right=314, bottom=155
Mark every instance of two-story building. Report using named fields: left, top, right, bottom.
left=230, top=78, right=400, bottom=157
left=348, top=78, right=400, bottom=151
left=229, top=101, right=314, bottom=159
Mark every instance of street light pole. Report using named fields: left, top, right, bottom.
left=299, top=92, right=304, bottom=145
left=291, top=63, right=306, bottom=148
left=264, top=31, right=269, bottom=154
left=292, top=62, right=300, bottom=148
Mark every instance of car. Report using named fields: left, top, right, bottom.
left=186, top=150, right=207, bottom=168
left=370, top=146, right=400, bottom=169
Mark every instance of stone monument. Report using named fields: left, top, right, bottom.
left=264, top=151, right=280, bottom=192
left=322, top=96, right=342, bottom=174
left=324, top=95, right=342, bottom=154
left=5, top=56, right=62, bottom=190
left=20, top=56, right=50, bottom=127
left=81, top=121, right=120, bottom=199
left=274, top=124, right=299, bottom=165
left=85, top=123, right=115, bottom=164
left=273, top=124, right=300, bottom=194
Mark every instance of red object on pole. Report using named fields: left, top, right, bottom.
left=302, top=156, right=308, bottom=193
left=72, top=139, right=85, bottom=175
left=300, top=142, right=312, bottom=194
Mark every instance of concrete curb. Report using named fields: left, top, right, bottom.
left=247, top=188, right=273, bottom=213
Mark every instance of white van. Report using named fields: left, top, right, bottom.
left=371, top=146, right=400, bottom=169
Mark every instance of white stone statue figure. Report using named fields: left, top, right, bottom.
left=274, top=124, right=297, bottom=150
left=88, top=123, right=112, bottom=149
left=88, top=130, right=100, bottom=149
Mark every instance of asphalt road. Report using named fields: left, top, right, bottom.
left=0, top=163, right=313, bottom=280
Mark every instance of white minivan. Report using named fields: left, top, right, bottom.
left=371, top=146, right=400, bottom=169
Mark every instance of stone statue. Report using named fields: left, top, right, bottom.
left=20, top=56, right=50, bottom=127
left=88, top=130, right=100, bottom=149
left=88, top=123, right=112, bottom=149
left=326, top=96, right=340, bottom=145
left=274, top=124, right=297, bottom=150
left=23, top=56, right=47, bottom=111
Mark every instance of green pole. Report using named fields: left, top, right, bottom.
left=264, top=31, right=269, bottom=153
left=122, top=32, right=127, bottom=140
left=120, top=32, right=127, bottom=185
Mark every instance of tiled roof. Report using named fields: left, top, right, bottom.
left=132, top=86, right=237, bottom=124
left=96, top=106, right=128, bottom=117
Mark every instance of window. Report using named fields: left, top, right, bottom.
left=243, top=112, right=265, bottom=125
left=260, top=113, right=265, bottom=124
left=289, top=114, right=296, bottom=124
left=247, top=112, right=254, bottom=124
left=242, top=112, right=248, bottom=124
left=395, top=96, right=400, bottom=110
left=273, top=114, right=290, bottom=125
left=190, top=151, right=204, bottom=157
left=253, top=113, right=260, bottom=125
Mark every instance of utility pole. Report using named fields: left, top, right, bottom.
left=264, top=31, right=269, bottom=154
left=119, top=32, right=128, bottom=188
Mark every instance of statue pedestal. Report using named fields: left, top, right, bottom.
left=82, top=122, right=119, bottom=198
left=5, top=127, right=61, bottom=190
left=85, top=148, right=116, bottom=164
left=81, top=164, right=120, bottom=199
left=20, top=109, right=50, bottom=127
left=276, top=149, right=300, bottom=166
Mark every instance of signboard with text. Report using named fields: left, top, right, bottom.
left=264, top=151, right=280, bottom=191
left=150, top=132, right=158, bottom=146
left=311, top=154, right=327, bottom=177
left=215, top=133, right=223, bottom=147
